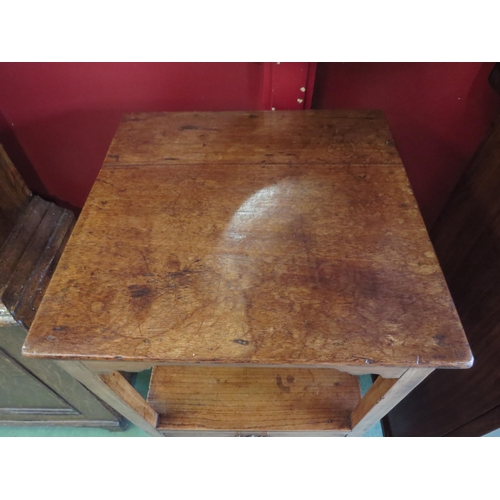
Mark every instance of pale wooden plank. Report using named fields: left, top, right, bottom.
left=350, top=376, right=399, bottom=429
left=81, top=360, right=406, bottom=378
left=0, top=304, right=16, bottom=326
left=348, top=368, right=434, bottom=437
left=82, top=361, right=154, bottom=373
left=56, top=361, right=162, bottom=436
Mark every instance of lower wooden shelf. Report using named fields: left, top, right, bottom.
left=147, top=365, right=361, bottom=436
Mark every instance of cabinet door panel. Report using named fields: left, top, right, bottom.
left=0, top=325, right=123, bottom=426
left=0, top=348, right=78, bottom=416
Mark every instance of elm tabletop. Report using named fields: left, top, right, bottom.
left=23, top=111, right=472, bottom=436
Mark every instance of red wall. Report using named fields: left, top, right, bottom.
left=314, top=63, right=500, bottom=226
left=0, top=63, right=265, bottom=209
left=1, top=63, right=498, bottom=226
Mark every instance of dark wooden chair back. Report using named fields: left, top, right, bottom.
left=0, top=144, right=75, bottom=329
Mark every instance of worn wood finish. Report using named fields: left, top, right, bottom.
left=103, top=111, right=401, bottom=168
left=148, top=365, right=359, bottom=436
left=3, top=206, right=63, bottom=313
left=22, top=111, right=472, bottom=435
left=13, top=209, right=75, bottom=328
left=25, top=164, right=470, bottom=368
left=0, top=307, right=16, bottom=327
left=0, top=145, right=31, bottom=243
left=349, top=368, right=433, bottom=437
left=57, top=361, right=161, bottom=436
left=0, top=196, right=50, bottom=295
left=0, top=196, right=76, bottom=329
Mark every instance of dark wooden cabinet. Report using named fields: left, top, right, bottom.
left=385, top=115, right=500, bottom=436
left=0, top=145, right=124, bottom=429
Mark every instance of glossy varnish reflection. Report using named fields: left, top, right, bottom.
left=24, top=111, right=471, bottom=372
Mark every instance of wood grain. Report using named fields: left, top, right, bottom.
left=57, top=361, right=161, bottom=436
left=2, top=204, right=65, bottom=312
left=0, top=145, right=31, bottom=243
left=98, top=371, right=159, bottom=430
left=80, top=360, right=405, bottom=378
left=349, top=368, right=433, bottom=437
left=103, top=110, right=401, bottom=167
left=26, top=164, right=470, bottom=368
left=0, top=195, right=76, bottom=329
left=0, top=196, right=50, bottom=295
left=24, top=111, right=471, bottom=372
left=350, top=376, right=399, bottom=429
left=14, top=209, right=75, bottom=328
left=148, top=365, right=359, bottom=436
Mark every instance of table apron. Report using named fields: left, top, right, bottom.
left=80, top=360, right=407, bottom=378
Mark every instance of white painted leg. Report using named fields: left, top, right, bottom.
left=57, top=360, right=162, bottom=437
left=349, top=368, right=434, bottom=437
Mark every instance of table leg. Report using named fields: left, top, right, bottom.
left=348, top=368, right=434, bottom=437
left=56, top=360, right=163, bottom=437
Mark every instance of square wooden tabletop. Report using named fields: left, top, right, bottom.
left=23, top=111, right=472, bottom=370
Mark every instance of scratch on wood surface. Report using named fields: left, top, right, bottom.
left=23, top=111, right=471, bottom=370
left=180, top=125, right=219, bottom=132
left=140, top=250, right=153, bottom=276
left=196, top=320, right=205, bottom=335
left=169, top=191, right=182, bottom=217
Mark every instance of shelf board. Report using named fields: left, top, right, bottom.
left=147, top=365, right=361, bottom=436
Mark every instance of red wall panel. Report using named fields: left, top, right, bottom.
left=1, top=62, right=498, bottom=226
left=313, top=62, right=500, bottom=226
left=0, top=63, right=265, bottom=208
